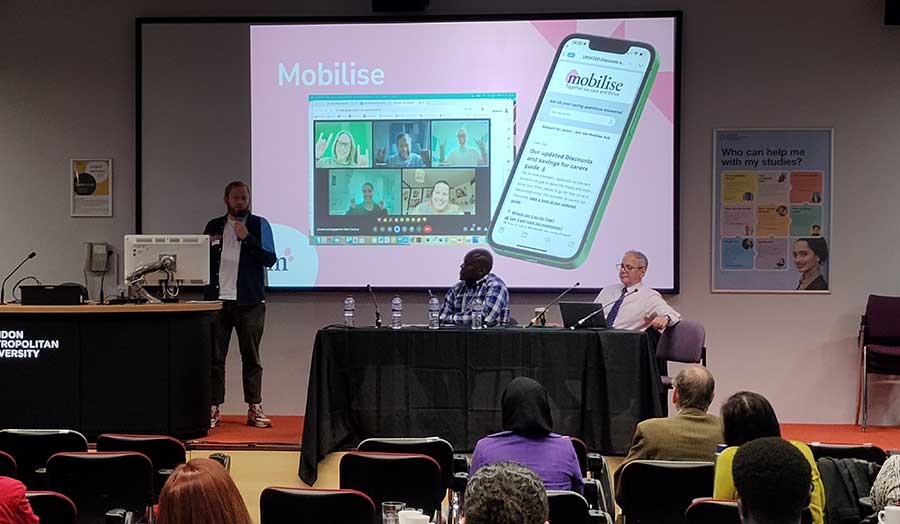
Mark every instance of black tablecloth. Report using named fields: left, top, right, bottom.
left=299, top=326, right=662, bottom=485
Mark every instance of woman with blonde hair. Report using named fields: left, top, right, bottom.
left=157, top=458, right=252, bottom=524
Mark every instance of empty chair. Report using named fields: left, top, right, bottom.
left=656, top=320, right=707, bottom=388
left=47, top=452, right=154, bottom=524
left=339, top=452, right=443, bottom=521
left=357, top=437, right=455, bottom=492
left=0, top=449, right=16, bottom=477
left=26, top=491, right=78, bottom=524
left=808, top=442, right=887, bottom=465
left=96, top=434, right=187, bottom=499
left=0, top=429, right=88, bottom=489
left=684, top=499, right=740, bottom=524
left=547, top=490, right=612, bottom=524
left=562, top=437, right=611, bottom=514
left=260, top=487, right=375, bottom=524
left=617, top=460, right=715, bottom=524
left=858, top=294, right=900, bottom=431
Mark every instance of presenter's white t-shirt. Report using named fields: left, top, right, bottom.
left=218, top=217, right=242, bottom=300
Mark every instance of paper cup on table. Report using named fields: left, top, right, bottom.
left=407, top=515, right=431, bottom=524
left=880, top=505, right=900, bottom=524
left=398, top=509, right=422, bottom=524
left=533, top=307, right=548, bottom=326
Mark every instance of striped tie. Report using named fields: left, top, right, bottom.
left=605, top=288, right=628, bottom=327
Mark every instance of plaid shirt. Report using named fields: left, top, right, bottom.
left=439, top=273, right=509, bottom=327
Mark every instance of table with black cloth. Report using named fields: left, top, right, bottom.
left=0, top=303, right=219, bottom=439
left=299, top=326, right=662, bottom=485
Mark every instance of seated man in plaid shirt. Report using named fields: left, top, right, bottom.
left=439, top=248, right=510, bottom=326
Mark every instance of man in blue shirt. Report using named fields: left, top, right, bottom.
left=204, top=181, right=277, bottom=429
left=439, top=248, right=509, bottom=327
left=386, top=133, right=425, bottom=167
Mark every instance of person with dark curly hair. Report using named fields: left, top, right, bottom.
left=463, top=461, right=548, bottom=524
left=714, top=392, right=824, bottom=524
left=733, top=437, right=813, bottom=524
left=793, top=237, right=828, bottom=290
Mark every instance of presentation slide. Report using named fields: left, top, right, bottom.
left=251, top=17, right=677, bottom=289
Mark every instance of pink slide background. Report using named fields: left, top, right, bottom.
left=251, top=17, right=676, bottom=288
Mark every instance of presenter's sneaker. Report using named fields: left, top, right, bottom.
left=210, top=405, right=221, bottom=429
left=247, top=404, right=273, bottom=428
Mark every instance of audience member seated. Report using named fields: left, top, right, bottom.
left=463, top=461, right=548, bottom=524
left=469, top=377, right=583, bottom=494
left=714, top=391, right=824, bottom=524
left=614, top=365, right=723, bottom=500
left=733, top=437, right=813, bottom=524
left=0, top=476, right=39, bottom=524
left=157, top=458, right=252, bottom=524
left=871, top=455, right=900, bottom=512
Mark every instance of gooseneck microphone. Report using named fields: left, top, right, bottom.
left=571, top=288, right=638, bottom=330
left=1, top=251, right=36, bottom=304
left=366, top=284, right=383, bottom=327
left=526, top=281, right=580, bottom=328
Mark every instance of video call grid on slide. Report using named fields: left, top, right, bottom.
left=307, top=94, right=515, bottom=247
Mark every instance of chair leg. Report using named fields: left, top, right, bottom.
left=862, top=349, right=868, bottom=432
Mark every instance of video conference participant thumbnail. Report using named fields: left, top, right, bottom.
left=314, top=122, right=373, bottom=168
left=433, top=120, right=489, bottom=167
left=373, top=121, right=431, bottom=168
left=402, top=168, right=475, bottom=216
left=328, top=169, right=400, bottom=217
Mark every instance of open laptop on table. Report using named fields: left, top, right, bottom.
left=559, top=302, right=608, bottom=329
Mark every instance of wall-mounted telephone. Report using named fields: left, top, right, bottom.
left=84, top=242, right=111, bottom=273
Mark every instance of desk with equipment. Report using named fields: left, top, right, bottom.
left=0, top=302, right=220, bottom=439
left=299, top=326, right=662, bottom=484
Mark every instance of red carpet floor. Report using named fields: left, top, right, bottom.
left=781, top=423, right=900, bottom=450
left=186, top=415, right=304, bottom=449
left=186, top=417, right=900, bottom=452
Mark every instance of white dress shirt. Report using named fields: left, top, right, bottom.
left=218, top=217, right=242, bottom=300
left=593, top=281, right=680, bottom=331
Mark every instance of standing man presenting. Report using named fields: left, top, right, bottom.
left=205, top=181, right=277, bottom=429
left=594, top=250, right=680, bottom=332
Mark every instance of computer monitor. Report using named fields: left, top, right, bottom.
left=123, top=235, right=210, bottom=286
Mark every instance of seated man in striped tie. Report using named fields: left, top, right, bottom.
left=593, top=250, right=680, bottom=332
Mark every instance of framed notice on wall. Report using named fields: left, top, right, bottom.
left=71, top=158, right=113, bottom=217
left=712, top=129, right=832, bottom=293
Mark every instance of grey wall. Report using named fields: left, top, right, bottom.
left=3, top=0, right=900, bottom=423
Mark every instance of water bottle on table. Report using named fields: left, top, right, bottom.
left=391, top=295, right=403, bottom=329
left=343, top=296, right=355, bottom=327
left=428, top=295, right=440, bottom=330
left=472, top=297, right=484, bottom=330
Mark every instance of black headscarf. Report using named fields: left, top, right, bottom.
left=501, top=377, right=553, bottom=437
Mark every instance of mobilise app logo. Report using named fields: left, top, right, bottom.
left=565, top=69, right=624, bottom=93
left=278, top=62, right=385, bottom=87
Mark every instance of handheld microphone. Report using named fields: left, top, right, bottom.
left=367, top=284, right=383, bottom=327
left=526, top=281, right=580, bottom=328
left=571, top=288, right=639, bottom=330
left=1, top=251, right=36, bottom=304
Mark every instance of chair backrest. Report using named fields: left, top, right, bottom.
left=809, top=442, right=887, bottom=465
left=564, top=437, right=589, bottom=477
left=47, top=452, right=154, bottom=524
left=684, top=498, right=740, bottom=524
left=0, top=429, right=89, bottom=489
left=547, top=490, right=589, bottom=524
left=260, top=487, right=375, bottom=524
left=357, top=437, right=454, bottom=491
left=96, top=434, right=187, bottom=499
left=865, top=295, right=900, bottom=343
left=26, top=491, right=78, bottom=524
left=340, top=452, right=443, bottom=521
left=656, top=320, right=706, bottom=363
left=0, top=449, right=17, bottom=477
left=618, top=460, right=715, bottom=524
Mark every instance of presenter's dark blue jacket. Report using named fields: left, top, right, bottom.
left=203, top=213, right=277, bottom=306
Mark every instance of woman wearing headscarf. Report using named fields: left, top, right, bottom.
left=469, top=377, right=583, bottom=493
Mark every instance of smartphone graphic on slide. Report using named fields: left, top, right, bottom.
left=488, top=34, right=658, bottom=269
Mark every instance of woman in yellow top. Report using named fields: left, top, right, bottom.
left=713, top=391, right=825, bottom=524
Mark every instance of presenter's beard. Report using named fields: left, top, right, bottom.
left=230, top=207, right=249, bottom=219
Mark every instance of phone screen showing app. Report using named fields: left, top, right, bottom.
left=490, top=36, right=654, bottom=265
